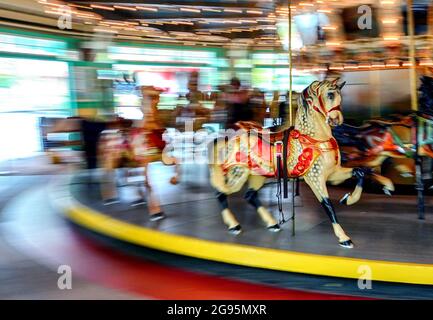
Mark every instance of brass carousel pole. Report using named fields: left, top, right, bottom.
left=288, top=1, right=293, bottom=126
left=407, top=0, right=425, bottom=219
left=408, top=0, right=418, bottom=112
left=288, top=0, right=296, bottom=236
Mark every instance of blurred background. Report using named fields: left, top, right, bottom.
left=0, top=0, right=430, bottom=165
left=0, top=1, right=431, bottom=175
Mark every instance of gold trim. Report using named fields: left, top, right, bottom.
left=62, top=194, right=433, bottom=286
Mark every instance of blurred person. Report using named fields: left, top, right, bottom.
left=81, top=117, right=109, bottom=172
left=278, top=91, right=299, bottom=128
left=210, top=86, right=229, bottom=126
left=174, top=72, right=211, bottom=132
left=185, top=71, right=204, bottom=104
left=139, top=85, right=167, bottom=151
left=249, top=88, right=267, bottom=126
left=214, top=85, right=229, bottom=111
left=224, top=77, right=253, bottom=129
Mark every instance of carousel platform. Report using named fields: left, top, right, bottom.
left=53, top=163, right=433, bottom=286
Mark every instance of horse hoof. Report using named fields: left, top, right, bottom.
left=383, top=188, right=392, bottom=196
left=169, top=177, right=179, bottom=185
left=339, top=240, right=354, bottom=249
left=149, top=212, right=166, bottom=222
left=267, top=224, right=281, bottom=232
left=339, top=193, right=350, bottom=205
left=400, top=172, right=413, bottom=178
left=228, top=225, right=242, bottom=235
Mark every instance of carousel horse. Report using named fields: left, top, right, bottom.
left=99, top=86, right=179, bottom=221
left=416, top=75, right=433, bottom=158
left=334, top=75, right=433, bottom=176
left=209, top=79, right=394, bottom=248
left=333, top=119, right=412, bottom=170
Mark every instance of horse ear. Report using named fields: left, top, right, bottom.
left=338, top=81, right=346, bottom=90
left=309, top=81, right=321, bottom=92
left=332, top=78, right=340, bottom=85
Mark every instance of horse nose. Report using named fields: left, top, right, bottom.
left=328, top=111, right=343, bottom=126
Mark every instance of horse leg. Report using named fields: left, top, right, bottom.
left=170, top=158, right=181, bottom=185
left=143, top=163, right=165, bottom=221
left=100, top=153, right=120, bottom=205
left=304, top=173, right=354, bottom=248
left=328, top=166, right=364, bottom=205
left=161, top=150, right=180, bottom=185
left=395, top=163, right=414, bottom=178
left=245, top=175, right=280, bottom=232
left=216, top=192, right=242, bottom=234
left=355, top=155, right=395, bottom=193
left=369, top=172, right=394, bottom=195
left=118, top=167, right=129, bottom=187
left=328, top=166, right=394, bottom=204
left=129, top=165, right=147, bottom=207
left=211, top=164, right=250, bottom=234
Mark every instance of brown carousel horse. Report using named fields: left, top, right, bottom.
left=335, top=76, right=433, bottom=177
left=334, top=118, right=414, bottom=178
left=209, top=79, right=394, bottom=248
left=99, top=86, right=179, bottom=221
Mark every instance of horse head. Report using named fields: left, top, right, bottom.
left=302, top=78, right=346, bottom=127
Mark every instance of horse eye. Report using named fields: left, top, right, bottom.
left=328, top=92, right=335, bottom=100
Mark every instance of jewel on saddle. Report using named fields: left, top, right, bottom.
left=290, top=147, right=314, bottom=177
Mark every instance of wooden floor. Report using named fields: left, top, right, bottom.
left=70, top=163, right=433, bottom=265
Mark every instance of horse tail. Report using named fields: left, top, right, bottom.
left=209, top=163, right=231, bottom=194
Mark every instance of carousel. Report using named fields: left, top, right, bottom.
left=42, top=0, right=433, bottom=298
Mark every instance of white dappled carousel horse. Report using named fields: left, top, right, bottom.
left=209, top=79, right=394, bottom=248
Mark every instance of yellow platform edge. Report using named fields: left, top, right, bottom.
left=62, top=195, right=433, bottom=286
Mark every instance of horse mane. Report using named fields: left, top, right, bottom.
left=300, top=80, right=339, bottom=112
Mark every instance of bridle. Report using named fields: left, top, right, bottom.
left=302, top=85, right=342, bottom=119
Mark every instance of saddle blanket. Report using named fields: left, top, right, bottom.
left=219, top=130, right=335, bottom=178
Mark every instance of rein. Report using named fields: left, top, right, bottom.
left=277, top=128, right=291, bottom=225
left=303, top=86, right=341, bottom=119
